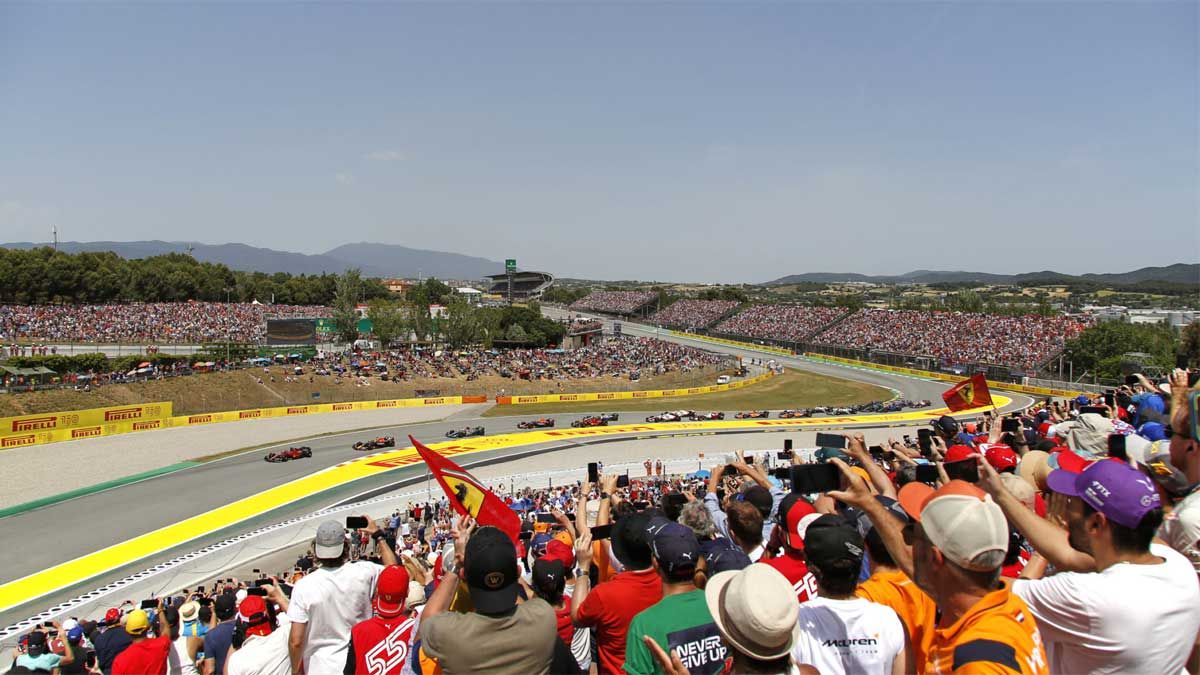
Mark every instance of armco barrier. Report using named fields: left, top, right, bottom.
left=804, top=354, right=1088, bottom=399
left=495, top=372, right=773, bottom=405
left=0, top=402, right=173, bottom=446
left=668, top=330, right=795, bottom=356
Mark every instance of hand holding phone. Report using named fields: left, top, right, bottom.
left=790, top=464, right=840, bottom=494
left=815, top=433, right=847, bottom=449
left=346, top=516, right=369, bottom=529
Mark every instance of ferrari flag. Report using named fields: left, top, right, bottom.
left=941, top=373, right=993, bottom=412
left=409, top=435, right=520, bottom=542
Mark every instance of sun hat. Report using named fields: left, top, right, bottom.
left=704, top=565, right=800, bottom=661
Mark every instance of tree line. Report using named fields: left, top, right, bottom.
left=0, top=247, right=390, bottom=305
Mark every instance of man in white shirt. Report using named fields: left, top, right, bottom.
left=981, top=457, right=1200, bottom=675
left=791, top=514, right=908, bottom=675
left=226, top=585, right=290, bottom=675
left=287, top=516, right=397, bottom=675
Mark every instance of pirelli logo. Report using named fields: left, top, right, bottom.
left=104, top=408, right=143, bottom=422
left=12, top=416, right=57, bottom=432
left=376, top=401, right=398, bottom=408
left=632, top=392, right=648, bottom=398
left=516, top=396, right=539, bottom=404
left=286, top=407, right=308, bottom=415
left=2, top=434, right=36, bottom=448
left=423, top=398, right=446, bottom=405
left=71, top=426, right=103, bottom=439
left=239, top=410, right=262, bottom=419
left=597, top=393, right=615, bottom=399
left=687, top=388, right=701, bottom=394
left=188, top=415, right=213, bottom=424
left=132, top=421, right=161, bottom=431
left=333, top=403, right=354, bottom=411
left=366, top=456, right=421, bottom=469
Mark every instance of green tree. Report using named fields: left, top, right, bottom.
left=1063, top=321, right=1178, bottom=380
left=946, top=290, right=985, bottom=314
left=504, top=323, right=528, bottom=343
left=331, top=269, right=365, bottom=343
left=1180, top=320, right=1200, bottom=369
left=368, top=299, right=410, bottom=346
left=442, top=297, right=483, bottom=348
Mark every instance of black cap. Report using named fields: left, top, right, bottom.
left=464, top=526, right=519, bottom=614
left=26, top=631, right=47, bottom=656
left=803, top=514, right=864, bottom=570
left=742, top=486, right=773, bottom=520
left=214, top=593, right=237, bottom=620
left=611, top=511, right=654, bottom=569
left=932, top=415, right=959, bottom=435
left=531, top=558, right=567, bottom=597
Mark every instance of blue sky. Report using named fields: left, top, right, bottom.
left=1, top=2, right=1195, bottom=283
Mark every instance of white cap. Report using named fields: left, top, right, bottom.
left=704, top=564, right=799, bottom=660
left=899, top=480, right=1008, bottom=572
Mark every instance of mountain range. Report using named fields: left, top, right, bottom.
left=765, top=263, right=1199, bottom=287
left=1, top=240, right=506, bottom=280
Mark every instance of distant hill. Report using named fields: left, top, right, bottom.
left=766, top=263, right=1199, bottom=287
left=1, top=240, right=506, bottom=280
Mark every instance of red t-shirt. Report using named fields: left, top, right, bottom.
left=350, top=615, right=417, bottom=675
left=576, top=569, right=663, bottom=674
left=759, top=551, right=818, bottom=603
left=111, top=635, right=170, bottom=675
left=555, top=596, right=574, bottom=646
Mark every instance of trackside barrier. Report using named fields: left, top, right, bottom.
left=0, top=403, right=173, bottom=447
left=804, top=354, right=1089, bottom=399
left=494, top=371, right=773, bottom=405
left=668, top=330, right=795, bottom=356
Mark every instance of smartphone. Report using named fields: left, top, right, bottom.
left=1103, top=392, right=1115, bottom=408
left=535, top=512, right=557, bottom=523
left=722, top=465, right=740, bottom=477
left=518, top=531, right=532, bottom=541
left=197, top=597, right=213, bottom=607
left=1107, top=434, right=1127, bottom=461
left=346, top=516, right=369, bottom=529
left=915, top=464, right=939, bottom=485
left=254, top=578, right=273, bottom=588
left=868, top=445, right=885, bottom=459
left=744, top=455, right=754, bottom=464
left=917, top=428, right=932, bottom=454
left=587, top=462, right=599, bottom=483
left=772, top=466, right=791, bottom=480
left=790, top=464, right=840, bottom=494
left=1125, top=374, right=1141, bottom=386
left=590, top=524, right=613, bottom=540
left=246, top=587, right=268, bottom=597
left=1001, top=418, right=1021, bottom=433
left=616, top=474, right=630, bottom=488
left=814, top=433, right=846, bottom=449
left=776, top=450, right=792, bottom=459
left=252, top=569, right=260, bottom=574
left=1079, top=406, right=1107, bottom=416
left=784, top=439, right=793, bottom=452
left=140, top=599, right=158, bottom=609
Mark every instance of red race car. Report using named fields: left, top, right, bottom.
left=353, top=436, right=396, bottom=451
left=571, top=416, right=609, bottom=428
left=265, top=446, right=312, bottom=462
left=517, top=418, right=556, bottom=429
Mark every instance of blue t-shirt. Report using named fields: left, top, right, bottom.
left=203, top=621, right=236, bottom=673
left=92, top=627, right=132, bottom=675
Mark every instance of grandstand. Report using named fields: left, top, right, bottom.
left=569, top=290, right=657, bottom=316
left=648, top=299, right=740, bottom=329
left=483, top=270, right=554, bottom=302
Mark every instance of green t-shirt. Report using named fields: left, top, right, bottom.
left=624, top=589, right=727, bottom=675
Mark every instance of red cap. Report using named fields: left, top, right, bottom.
left=373, top=565, right=410, bottom=617
left=1053, top=450, right=1094, bottom=474
left=104, top=608, right=121, bottom=625
left=237, top=596, right=272, bottom=637
left=1037, top=422, right=1052, bottom=437
left=944, top=445, right=975, bottom=464
left=784, top=498, right=819, bottom=549
left=542, top=539, right=575, bottom=569
left=982, top=444, right=1018, bottom=472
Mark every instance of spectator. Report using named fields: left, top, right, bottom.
left=649, top=300, right=740, bottom=330
left=58, top=620, right=88, bottom=675
left=717, top=304, right=849, bottom=344
left=759, top=494, right=820, bottom=602
left=418, top=519, right=568, bottom=673
left=678, top=500, right=750, bottom=575
left=726, top=501, right=766, bottom=561
left=201, top=595, right=237, bottom=675
left=287, top=516, right=398, bottom=674
left=178, top=602, right=206, bottom=639
left=111, top=608, right=172, bottom=675
left=790, top=514, right=908, bottom=674
left=343, top=566, right=415, bottom=675
left=226, top=585, right=291, bottom=675
left=623, top=519, right=725, bottom=675
left=573, top=510, right=664, bottom=674
left=91, top=608, right=133, bottom=675
left=981, top=457, right=1200, bottom=673
left=160, top=606, right=199, bottom=675
left=570, top=291, right=657, bottom=315
left=527, top=541, right=591, bottom=671
left=11, top=628, right=74, bottom=673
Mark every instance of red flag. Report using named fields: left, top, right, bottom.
left=409, top=435, right=520, bottom=543
left=941, top=373, right=993, bottom=412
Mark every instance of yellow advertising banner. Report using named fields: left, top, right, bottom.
left=0, top=402, right=173, bottom=442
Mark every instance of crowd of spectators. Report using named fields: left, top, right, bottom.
left=0, top=303, right=331, bottom=345
left=715, top=305, right=851, bottom=344
left=17, top=367, right=1199, bottom=674
left=812, top=308, right=1092, bottom=371
left=648, top=300, right=740, bottom=330
left=570, top=292, right=658, bottom=315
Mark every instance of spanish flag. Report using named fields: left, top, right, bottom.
left=942, top=373, right=993, bottom=412
left=410, top=435, right=521, bottom=543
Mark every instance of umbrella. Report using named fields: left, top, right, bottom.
left=688, top=469, right=711, bottom=479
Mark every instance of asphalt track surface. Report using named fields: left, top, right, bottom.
left=0, top=322, right=1031, bottom=625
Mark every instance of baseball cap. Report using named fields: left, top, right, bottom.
left=647, top=518, right=701, bottom=579
left=125, top=609, right=151, bottom=635
left=532, top=557, right=568, bottom=595
left=463, top=526, right=520, bottom=614
left=932, top=415, right=960, bottom=435
left=214, top=593, right=238, bottom=621
left=742, top=485, right=773, bottom=519
left=982, top=444, right=1018, bottom=472
left=66, top=624, right=84, bottom=643
left=782, top=497, right=818, bottom=550
left=704, top=565, right=800, bottom=661
left=944, top=445, right=974, bottom=464
left=103, top=607, right=122, bottom=625
left=999, top=473, right=1037, bottom=512
left=1047, top=460, right=1162, bottom=528
left=314, top=520, right=346, bottom=559
left=898, top=480, right=1008, bottom=572
left=26, top=630, right=48, bottom=656
left=803, top=514, right=865, bottom=570
left=1059, top=413, right=1112, bottom=458
left=406, top=580, right=427, bottom=608
left=542, top=538, right=575, bottom=569
left=178, top=601, right=199, bottom=623
left=237, top=595, right=272, bottom=637
left=1138, top=441, right=1193, bottom=497
left=373, top=565, right=410, bottom=618
left=611, top=511, right=655, bottom=569
left=700, top=536, right=752, bottom=574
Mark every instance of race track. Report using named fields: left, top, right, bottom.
left=0, top=324, right=1032, bottom=627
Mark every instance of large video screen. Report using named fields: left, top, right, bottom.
left=265, top=319, right=318, bottom=345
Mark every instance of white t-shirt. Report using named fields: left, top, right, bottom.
left=167, top=634, right=200, bottom=675
left=1013, top=543, right=1200, bottom=675
left=1161, top=489, right=1200, bottom=574
left=226, top=616, right=291, bottom=675
left=791, top=596, right=905, bottom=675
left=286, top=561, right=383, bottom=674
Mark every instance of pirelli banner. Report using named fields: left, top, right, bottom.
left=495, top=372, right=773, bottom=405
left=668, top=331, right=794, bottom=357
left=804, top=354, right=1088, bottom=399
left=0, top=403, right=174, bottom=449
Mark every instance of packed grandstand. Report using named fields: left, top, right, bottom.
left=15, top=377, right=1200, bottom=675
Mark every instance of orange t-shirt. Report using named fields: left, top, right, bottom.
left=926, top=579, right=1049, bottom=675
left=857, top=567, right=936, bottom=674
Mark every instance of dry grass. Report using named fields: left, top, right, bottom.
left=482, top=368, right=892, bottom=417
left=0, top=365, right=735, bottom=416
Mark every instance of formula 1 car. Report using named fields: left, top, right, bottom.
left=735, top=410, right=770, bottom=419
left=517, top=418, right=556, bottom=429
left=692, top=411, right=725, bottom=421
left=646, top=410, right=695, bottom=423
left=571, top=416, right=608, bottom=428
left=778, top=409, right=812, bottom=419
left=265, top=446, right=312, bottom=462
left=353, top=436, right=395, bottom=451
left=445, top=426, right=485, bottom=439
left=598, top=413, right=620, bottom=422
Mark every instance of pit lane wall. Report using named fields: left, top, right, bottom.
left=667, top=330, right=795, bottom=356
left=0, top=396, right=488, bottom=449
left=803, top=354, right=1089, bottom=399
left=494, top=371, right=773, bottom=405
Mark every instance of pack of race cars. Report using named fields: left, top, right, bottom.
left=645, top=410, right=725, bottom=422
left=570, top=413, right=620, bottom=427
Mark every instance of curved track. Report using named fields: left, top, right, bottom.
left=0, top=325, right=1032, bottom=625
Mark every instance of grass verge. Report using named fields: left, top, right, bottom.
left=482, top=368, right=892, bottom=417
